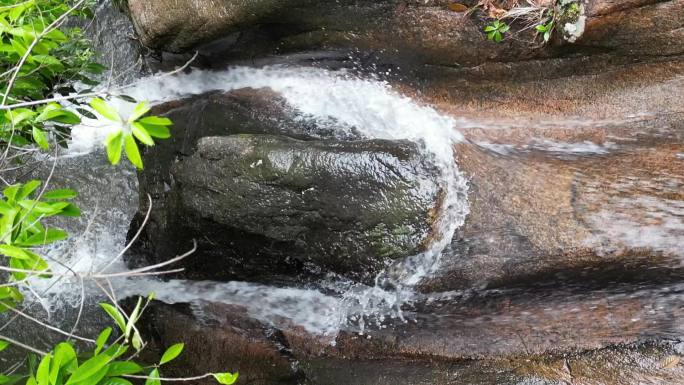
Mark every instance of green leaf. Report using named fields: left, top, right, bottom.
left=137, top=116, right=171, bottom=126
left=0, top=244, right=30, bottom=260
left=42, top=189, right=78, bottom=200
left=17, top=180, right=41, bottom=200
left=536, top=24, right=546, bottom=32
left=484, top=25, right=497, bottom=32
left=32, top=127, right=49, bottom=150
left=128, top=102, right=150, bottom=123
left=139, top=123, right=170, bottom=139
left=212, top=372, right=239, bottom=385
left=100, top=303, right=126, bottom=333
left=0, top=341, right=9, bottom=352
left=95, top=327, right=112, bottom=356
left=106, top=362, right=143, bottom=377
left=89, top=99, right=121, bottom=123
left=144, top=369, right=160, bottom=385
left=123, top=135, right=143, bottom=169
left=125, top=297, right=142, bottom=341
left=18, top=228, right=68, bottom=246
left=58, top=204, right=81, bottom=217
left=131, top=122, right=154, bottom=146
left=159, top=343, right=184, bottom=365
left=64, top=354, right=111, bottom=385
left=104, top=131, right=123, bottom=165
left=36, top=354, right=51, bottom=385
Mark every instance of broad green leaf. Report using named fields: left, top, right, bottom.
left=104, top=131, right=123, bottom=165
left=0, top=341, right=9, bottom=352
left=137, top=116, right=171, bottom=126
left=94, top=327, right=112, bottom=356
left=143, top=369, right=160, bottom=385
left=42, top=189, right=77, bottom=200
left=18, top=180, right=41, bottom=200
left=0, top=244, right=30, bottom=260
left=159, top=343, right=184, bottom=365
left=106, top=362, right=142, bottom=377
left=127, top=101, right=150, bottom=123
left=131, top=122, right=154, bottom=146
left=89, top=99, right=121, bottom=123
left=58, top=203, right=81, bottom=217
left=36, top=354, right=51, bottom=385
left=54, top=343, right=78, bottom=373
left=32, top=127, right=49, bottom=150
left=64, top=354, right=110, bottom=385
left=123, top=134, right=143, bottom=170
left=139, top=123, right=170, bottom=139
left=212, top=372, right=239, bottom=385
left=100, top=304, right=126, bottom=332
left=18, top=228, right=68, bottom=246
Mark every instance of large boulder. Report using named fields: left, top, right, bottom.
left=132, top=133, right=442, bottom=283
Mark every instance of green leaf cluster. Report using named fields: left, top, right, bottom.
left=91, top=99, right=172, bottom=169
left=0, top=180, right=78, bottom=284
left=484, top=20, right=509, bottom=43
left=535, top=20, right=554, bottom=42
left=0, top=0, right=101, bottom=148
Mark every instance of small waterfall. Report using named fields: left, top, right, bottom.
left=37, top=66, right=469, bottom=337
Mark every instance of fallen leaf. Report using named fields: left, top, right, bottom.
left=448, top=3, right=469, bottom=12
left=661, top=356, right=681, bottom=369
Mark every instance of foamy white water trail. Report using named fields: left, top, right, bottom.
left=42, top=66, right=469, bottom=336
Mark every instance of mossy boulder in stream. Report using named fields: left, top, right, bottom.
left=130, top=131, right=443, bottom=284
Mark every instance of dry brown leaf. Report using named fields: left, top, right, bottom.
left=448, top=3, right=469, bottom=12
left=661, top=355, right=681, bottom=369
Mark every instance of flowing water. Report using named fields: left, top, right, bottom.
left=23, top=66, right=472, bottom=337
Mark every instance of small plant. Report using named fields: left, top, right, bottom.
left=535, top=20, right=554, bottom=42
left=90, top=99, right=172, bottom=170
left=484, top=20, right=509, bottom=42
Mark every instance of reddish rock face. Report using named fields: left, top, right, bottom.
left=135, top=299, right=684, bottom=385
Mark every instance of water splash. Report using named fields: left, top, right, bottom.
left=59, top=66, right=469, bottom=336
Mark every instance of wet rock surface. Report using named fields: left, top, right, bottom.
left=127, top=0, right=683, bottom=67
left=114, top=0, right=684, bottom=383
left=131, top=134, right=441, bottom=283
left=133, top=300, right=684, bottom=385
left=127, top=89, right=442, bottom=283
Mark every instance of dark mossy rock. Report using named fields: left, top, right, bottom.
left=126, top=88, right=442, bottom=284
left=130, top=134, right=442, bottom=284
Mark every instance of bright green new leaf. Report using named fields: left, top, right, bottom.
left=42, top=189, right=77, bottom=200
left=159, top=343, right=184, bottom=365
left=144, top=369, right=160, bottom=385
left=94, top=327, right=112, bottom=356
left=0, top=341, right=9, bottom=352
left=64, top=354, right=111, bottom=385
left=36, top=354, right=51, bottom=385
left=104, top=130, right=124, bottom=165
left=131, top=122, right=154, bottom=146
left=90, top=98, right=121, bottom=123
left=137, top=116, right=171, bottom=126
left=128, top=101, right=150, bottom=123
left=212, top=372, right=239, bottom=385
left=123, top=134, right=143, bottom=169
left=100, top=303, right=126, bottom=332
left=106, top=362, right=143, bottom=377
left=31, top=127, right=49, bottom=149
